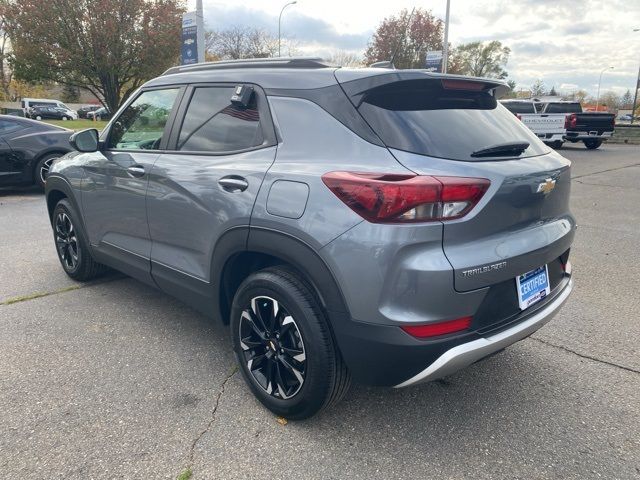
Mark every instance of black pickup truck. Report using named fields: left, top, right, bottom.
left=541, top=102, right=615, bottom=149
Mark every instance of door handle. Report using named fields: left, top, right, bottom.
left=127, top=165, right=145, bottom=177
left=219, top=176, right=249, bottom=192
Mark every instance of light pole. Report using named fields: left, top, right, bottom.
left=278, top=1, right=297, bottom=57
left=442, top=0, right=451, bottom=73
left=631, top=29, right=639, bottom=124
left=595, top=66, right=614, bottom=111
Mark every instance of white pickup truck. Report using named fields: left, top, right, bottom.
left=500, top=100, right=566, bottom=148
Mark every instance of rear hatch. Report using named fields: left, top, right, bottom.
left=336, top=70, right=576, bottom=291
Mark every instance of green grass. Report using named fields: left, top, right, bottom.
left=176, top=468, right=193, bottom=480
left=43, top=119, right=108, bottom=131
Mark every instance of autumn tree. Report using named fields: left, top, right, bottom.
left=448, top=41, right=510, bottom=78
left=364, top=8, right=443, bottom=69
left=530, top=79, right=546, bottom=97
left=206, top=27, right=278, bottom=60
left=0, top=5, right=12, bottom=100
left=327, top=50, right=363, bottom=67
left=621, top=89, right=633, bottom=108
left=3, top=0, right=183, bottom=112
left=599, top=91, right=620, bottom=110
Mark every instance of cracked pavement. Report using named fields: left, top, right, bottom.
left=1, top=144, right=639, bottom=479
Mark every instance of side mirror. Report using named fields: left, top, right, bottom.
left=70, top=128, right=99, bottom=153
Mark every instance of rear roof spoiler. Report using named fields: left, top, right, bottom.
left=337, top=70, right=509, bottom=103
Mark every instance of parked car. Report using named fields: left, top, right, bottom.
left=86, top=107, right=111, bottom=121
left=28, top=105, right=76, bottom=121
left=0, top=115, right=73, bottom=189
left=539, top=101, right=615, bottom=149
left=501, top=100, right=565, bottom=148
left=617, top=114, right=633, bottom=123
left=21, top=97, right=77, bottom=119
left=77, top=105, right=100, bottom=119
left=45, top=58, right=575, bottom=419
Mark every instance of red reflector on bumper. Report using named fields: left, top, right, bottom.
left=401, top=317, right=472, bottom=338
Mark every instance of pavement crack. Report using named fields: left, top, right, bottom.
left=185, top=367, right=238, bottom=470
left=573, top=179, right=640, bottom=190
left=571, top=162, right=640, bottom=180
left=529, top=336, right=640, bottom=374
left=0, top=274, right=125, bottom=306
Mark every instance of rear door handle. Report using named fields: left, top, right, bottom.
left=127, top=165, right=146, bottom=177
left=219, top=176, right=249, bottom=192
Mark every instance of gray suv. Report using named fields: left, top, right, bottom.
left=45, top=58, right=575, bottom=419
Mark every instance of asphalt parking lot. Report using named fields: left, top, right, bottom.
left=1, top=143, right=639, bottom=480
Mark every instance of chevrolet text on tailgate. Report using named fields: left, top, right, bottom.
left=45, top=58, right=575, bottom=419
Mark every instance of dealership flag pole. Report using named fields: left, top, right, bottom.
left=442, top=0, right=451, bottom=73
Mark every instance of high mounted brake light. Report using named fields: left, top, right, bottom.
left=441, top=79, right=486, bottom=91
left=322, top=172, right=490, bottom=223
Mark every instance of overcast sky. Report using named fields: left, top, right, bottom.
left=190, top=0, right=640, bottom=96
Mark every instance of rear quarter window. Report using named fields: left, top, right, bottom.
left=357, top=80, right=549, bottom=161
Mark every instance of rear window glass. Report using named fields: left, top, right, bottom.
left=544, top=103, right=581, bottom=113
left=501, top=101, right=536, bottom=114
left=358, top=80, right=549, bottom=161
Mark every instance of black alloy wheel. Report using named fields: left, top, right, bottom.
left=230, top=267, right=351, bottom=420
left=54, top=211, right=79, bottom=271
left=239, top=295, right=307, bottom=399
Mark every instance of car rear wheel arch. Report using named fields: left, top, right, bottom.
left=214, top=228, right=350, bottom=330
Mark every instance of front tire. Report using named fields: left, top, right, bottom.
left=35, top=115, right=42, bottom=120
left=584, top=139, right=603, bottom=149
left=230, top=267, right=350, bottom=420
left=35, top=153, right=61, bottom=189
left=52, top=199, right=106, bottom=281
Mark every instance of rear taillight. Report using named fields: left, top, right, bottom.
left=564, top=113, right=577, bottom=129
left=516, top=114, right=522, bottom=121
left=321, top=172, right=490, bottom=223
left=401, top=316, right=472, bottom=338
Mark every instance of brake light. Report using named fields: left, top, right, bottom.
left=321, top=172, right=490, bottom=223
left=565, top=113, right=577, bottom=129
left=516, top=114, right=522, bottom=121
left=401, top=316, right=472, bottom=338
left=441, top=79, right=485, bottom=91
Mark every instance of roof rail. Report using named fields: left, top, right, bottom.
left=162, top=57, right=336, bottom=76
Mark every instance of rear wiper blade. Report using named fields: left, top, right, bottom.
left=471, top=141, right=530, bottom=158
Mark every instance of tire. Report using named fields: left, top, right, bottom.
left=35, top=115, right=42, bottom=120
left=62, top=116, right=68, bottom=121
left=35, top=153, right=61, bottom=189
left=52, top=199, right=106, bottom=281
left=584, top=139, right=602, bottom=149
left=230, top=267, right=350, bottom=420
left=551, top=141, right=563, bottom=149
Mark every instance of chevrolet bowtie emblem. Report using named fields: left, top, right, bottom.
left=536, top=178, right=556, bottom=194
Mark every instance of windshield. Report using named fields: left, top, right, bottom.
left=357, top=80, right=549, bottom=161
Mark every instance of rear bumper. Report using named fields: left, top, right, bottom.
left=564, top=131, right=613, bottom=140
left=394, top=278, right=573, bottom=387
left=330, top=275, right=573, bottom=387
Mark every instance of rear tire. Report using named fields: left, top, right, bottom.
left=584, top=139, right=602, bottom=149
left=35, top=115, right=42, bottom=120
left=551, top=141, right=563, bottom=149
left=230, top=267, right=350, bottom=420
left=52, top=199, right=107, bottom=281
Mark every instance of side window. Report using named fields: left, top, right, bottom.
left=108, top=88, right=179, bottom=150
left=177, top=86, right=264, bottom=153
left=0, top=119, right=23, bottom=134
